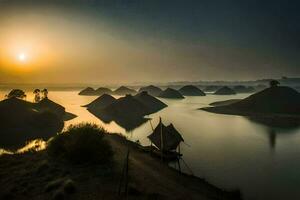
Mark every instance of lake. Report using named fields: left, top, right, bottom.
left=1, top=89, right=300, bottom=200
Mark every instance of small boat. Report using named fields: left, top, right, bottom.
left=147, top=117, right=184, bottom=161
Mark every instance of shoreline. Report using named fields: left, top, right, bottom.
left=201, top=106, right=300, bottom=128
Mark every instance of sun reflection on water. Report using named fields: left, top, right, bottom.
left=0, top=139, right=46, bottom=155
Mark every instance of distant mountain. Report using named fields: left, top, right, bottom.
left=159, top=88, right=184, bottom=99
left=78, top=87, right=96, bottom=95
left=214, top=86, right=236, bottom=95
left=178, top=85, right=206, bottom=96
left=233, top=85, right=255, bottom=93
left=203, top=85, right=222, bottom=92
left=95, top=87, right=113, bottom=95
left=165, top=77, right=300, bottom=88
left=113, top=86, right=136, bottom=95
left=138, top=85, right=163, bottom=96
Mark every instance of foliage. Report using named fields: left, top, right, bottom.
left=33, top=88, right=48, bottom=102
left=269, top=80, right=280, bottom=87
left=6, top=89, right=26, bottom=99
left=42, top=88, right=48, bottom=99
left=33, top=89, right=41, bottom=103
left=47, top=123, right=113, bottom=164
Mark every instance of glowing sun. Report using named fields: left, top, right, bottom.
left=17, top=53, right=27, bottom=62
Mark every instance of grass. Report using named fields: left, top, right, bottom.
left=47, top=123, right=114, bottom=164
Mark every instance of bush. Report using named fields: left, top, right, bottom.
left=47, top=123, right=113, bottom=164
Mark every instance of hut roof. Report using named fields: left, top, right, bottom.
left=148, top=119, right=184, bottom=151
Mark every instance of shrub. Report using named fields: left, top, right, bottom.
left=47, top=123, right=113, bottom=164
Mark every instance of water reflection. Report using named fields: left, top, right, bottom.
left=88, top=110, right=149, bottom=132
left=268, top=129, right=276, bottom=151
left=245, top=116, right=300, bottom=152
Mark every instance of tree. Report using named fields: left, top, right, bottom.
left=41, top=88, right=48, bottom=99
left=6, top=89, right=27, bottom=99
left=33, top=89, right=41, bottom=103
left=269, top=80, right=280, bottom=87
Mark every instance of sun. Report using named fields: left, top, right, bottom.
left=17, top=53, right=27, bottom=62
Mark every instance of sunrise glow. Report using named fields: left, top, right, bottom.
left=18, top=53, right=27, bottom=62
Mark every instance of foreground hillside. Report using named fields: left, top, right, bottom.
left=0, top=125, right=241, bottom=200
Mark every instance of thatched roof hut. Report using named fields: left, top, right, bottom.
left=148, top=118, right=184, bottom=152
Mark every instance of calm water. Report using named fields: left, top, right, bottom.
left=1, top=90, right=300, bottom=200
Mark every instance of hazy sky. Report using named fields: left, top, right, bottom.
left=0, top=0, right=299, bottom=84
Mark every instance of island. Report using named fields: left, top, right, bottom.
left=202, top=85, right=300, bottom=127
left=159, top=88, right=185, bottom=99
left=138, top=85, right=163, bottom=97
left=214, top=86, right=236, bottom=95
left=113, top=86, right=137, bottom=95
left=178, top=85, right=206, bottom=96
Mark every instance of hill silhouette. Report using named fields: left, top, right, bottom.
left=89, top=95, right=149, bottom=131
left=35, top=98, right=66, bottom=118
left=113, top=86, right=136, bottom=95
left=138, top=85, right=163, bottom=96
left=179, top=85, right=206, bottom=96
left=159, top=88, right=185, bottom=99
left=95, top=87, right=113, bottom=95
left=134, top=91, right=167, bottom=113
left=0, top=97, right=64, bottom=149
left=204, top=85, right=222, bottom=92
left=228, top=86, right=300, bottom=114
left=84, top=94, right=116, bottom=111
left=78, top=87, right=96, bottom=95
left=86, top=93, right=167, bottom=131
left=214, top=86, right=236, bottom=95
left=202, top=86, right=300, bottom=127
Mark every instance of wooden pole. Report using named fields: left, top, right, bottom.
left=125, top=147, right=129, bottom=199
left=177, top=143, right=181, bottom=173
left=160, top=117, right=163, bottom=162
